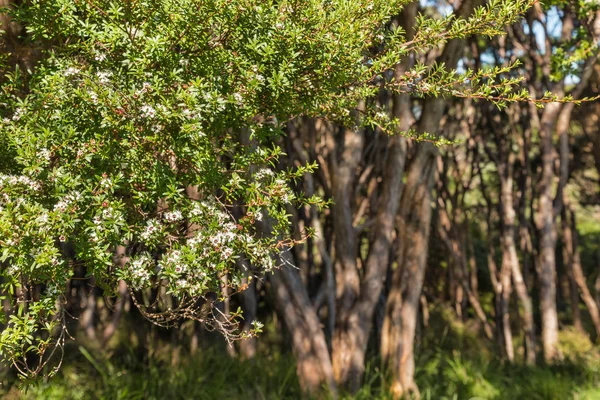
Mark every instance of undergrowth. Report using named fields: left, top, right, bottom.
left=1, top=306, right=599, bottom=399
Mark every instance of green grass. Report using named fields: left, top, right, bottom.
left=2, top=308, right=600, bottom=399
left=4, top=346, right=302, bottom=400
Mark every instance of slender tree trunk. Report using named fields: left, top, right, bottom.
left=81, top=276, right=97, bottom=341
left=381, top=0, right=482, bottom=394
left=330, top=101, right=410, bottom=391
left=499, top=158, right=536, bottom=364
left=536, top=102, right=561, bottom=363
left=238, top=267, right=257, bottom=359
left=562, top=206, right=583, bottom=332
left=382, top=146, right=436, bottom=399
left=329, top=122, right=364, bottom=390
left=436, top=206, right=493, bottom=339
left=563, top=204, right=600, bottom=337
left=103, top=279, right=129, bottom=345
left=270, top=252, right=338, bottom=397
left=535, top=17, right=599, bottom=361
left=290, top=123, right=336, bottom=345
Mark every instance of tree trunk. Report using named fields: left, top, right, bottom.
left=382, top=146, right=436, bottom=399
left=270, top=253, right=338, bottom=397
left=329, top=122, right=364, bottom=391
left=436, top=205, right=493, bottom=339
left=499, top=158, right=536, bottom=364
left=381, top=0, right=483, bottom=394
left=562, top=206, right=583, bottom=332
left=81, top=276, right=97, bottom=341
left=563, top=204, right=600, bottom=338
left=537, top=101, right=561, bottom=364
left=238, top=268, right=257, bottom=359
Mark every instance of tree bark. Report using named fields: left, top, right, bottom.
left=499, top=152, right=536, bottom=364
left=436, top=204, right=493, bottom=340
left=537, top=101, right=561, bottom=364
left=562, top=204, right=600, bottom=338
left=382, top=146, right=436, bottom=399
left=270, top=252, right=338, bottom=397
left=81, top=276, right=97, bottom=341
left=238, top=270, right=257, bottom=359
left=329, top=122, right=364, bottom=390
left=382, top=0, right=483, bottom=395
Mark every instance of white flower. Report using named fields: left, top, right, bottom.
left=100, top=177, right=112, bottom=189
left=88, top=91, right=98, bottom=103
left=233, top=92, right=243, bottom=104
left=94, top=53, right=107, bottom=62
left=140, top=104, right=156, bottom=118
left=255, top=168, right=275, bottom=180
left=141, top=219, right=162, bottom=241
left=54, top=200, right=69, bottom=212
left=222, top=247, right=234, bottom=259
left=176, top=279, right=188, bottom=287
left=128, top=254, right=154, bottom=289
left=12, top=108, right=24, bottom=121
left=96, top=71, right=112, bottom=84
left=38, top=213, right=49, bottom=224
left=251, top=320, right=264, bottom=330
left=164, top=210, right=183, bottom=223
left=64, top=67, right=80, bottom=77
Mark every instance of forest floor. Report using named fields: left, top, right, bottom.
left=2, top=305, right=599, bottom=400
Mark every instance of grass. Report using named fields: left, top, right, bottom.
left=1, top=307, right=599, bottom=399
left=3, top=346, right=302, bottom=400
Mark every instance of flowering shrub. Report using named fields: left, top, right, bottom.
left=0, top=0, right=538, bottom=379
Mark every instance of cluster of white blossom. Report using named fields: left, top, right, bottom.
left=83, top=94, right=98, bottom=110
left=140, top=218, right=163, bottom=242
left=158, top=249, right=187, bottom=275
left=140, top=104, right=156, bottom=119
left=127, top=253, right=155, bottom=290
left=254, top=168, right=275, bottom=181
left=233, top=92, right=243, bottom=105
left=87, top=205, right=124, bottom=243
left=63, top=67, right=80, bottom=77
left=189, top=199, right=230, bottom=225
left=101, top=206, right=120, bottom=220
left=96, top=71, right=112, bottom=84
left=100, top=176, right=113, bottom=190
left=37, top=148, right=51, bottom=163
left=0, top=174, right=42, bottom=192
left=53, top=192, right=82, bottom=213
left=164, top=210, right=183, bottom=223
left=11, top=107, right=24, bottom=121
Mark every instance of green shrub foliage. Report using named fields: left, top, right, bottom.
left=0, top=0, right=538, bottom=379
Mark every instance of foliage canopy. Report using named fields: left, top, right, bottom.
left=0, top=0, right=548, bottom=379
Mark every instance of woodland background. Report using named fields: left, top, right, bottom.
left=1, top=0, right=600, bottom=399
